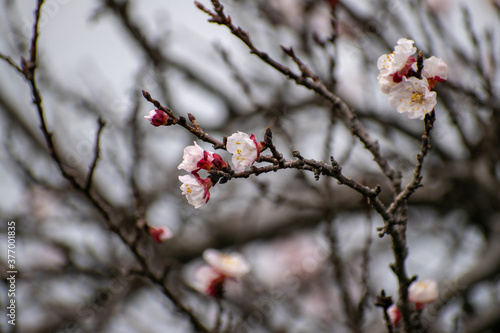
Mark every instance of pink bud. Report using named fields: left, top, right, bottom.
left=144, top=109, right=171, bottom=127
left=388, top=305, right=401, bottom=327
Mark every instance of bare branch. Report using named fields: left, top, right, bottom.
left=0, top=52, right=23, bottom=74
left=85, top=117, right=106, bottom=191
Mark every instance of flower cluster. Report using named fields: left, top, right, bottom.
left=389, top=279, right=438, bottom=327
left=175, top=133, right=264, bottom=208
left=378, top=38, right=447, bottom=120
left=193, top=248, right=251, bottom=298
left=177, top=142, right=228, bottom=209
left=144, top=108, right=267, bottom=207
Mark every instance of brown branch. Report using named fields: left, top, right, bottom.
left=102, top=0, right=241, bottom=113
left=85, top=117, right=106, bottom=191
left=143, top=92, right=393, bottom=224
left=387, top=111, right=436, bottom=215
left=195, top=0, right=402, bottom=196
left=11, top=3, right=210, bottom=331
left=327, top=219, right=362, bottom=333
left=142, top=89, right=225, bottom=149
left=0, top=52, right=23, bottom=74
left=375, top=290, right=395, bottom=333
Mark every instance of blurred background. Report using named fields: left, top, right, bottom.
left=0, top=0, right=499, bottom=332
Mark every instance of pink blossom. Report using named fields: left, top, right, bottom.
left=148, top=226, right=173, bottom=243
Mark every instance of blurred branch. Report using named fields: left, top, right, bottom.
left=5, top=2, right=211, bottom=331
left=85, top=117, right=106, bottom=191
left=327, top=218, right=362, bottom=333
left=386, top=111, right=435, bottom=217
left=0, top=52, right=23, bottom=74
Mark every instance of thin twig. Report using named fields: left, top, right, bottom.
left=326, top=218, right=362, bottom=333
left=0, top=53, right=23, bottom=74
left=85, top=117, right=106, bottom=191
left=387, top=111, right=436, bottom=215
left=142, top=90, right=225, bottom=149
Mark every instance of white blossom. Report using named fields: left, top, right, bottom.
left=226, top=131, right=259, bottom=172
left=377, top=38, right=417, bottom=93
left=422, top=56, right=448, bottom=81
left=179, top=174, right=210, bottom=208
left=193, top=265, right=224, bottom=296
left=203, top=248, right=251, bottom=278
left=388, top=77, right=437, bottom=120
left=377, top=38, right=416, bottom=75
left=378, top=73, right=397, bottom=94
left=178, top=142, right=213, bottom=173
left=409, top=280, right=438, bottom=307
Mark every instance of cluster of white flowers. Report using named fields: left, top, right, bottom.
left=378, top=38, right=447, bottom=120
left=388, top=279, right=439, bottom=327
left=173, top=132, right=263, bottom=208
left=193, top=248, right=251, bottom=298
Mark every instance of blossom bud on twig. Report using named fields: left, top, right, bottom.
left=144, top=109, right=173, bottom=126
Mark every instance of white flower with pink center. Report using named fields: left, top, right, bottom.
left=193, top=265, right=226, bottom=297
left=178, top=142, right=213, bottom=173
left=422, top=56, right=448, bottom=89
left=388, top=77, right=437, bottom=120
left=179, top=174, right=211, bottom=208
left=378, top=38, right=416, bottom=74
left=203, top=248, right=250, bottom=278
left=377, top=38, right=417, bottom=93
left=409, top=280, right=438, bottom=308
left=226, top=131, right=259, bottom=172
